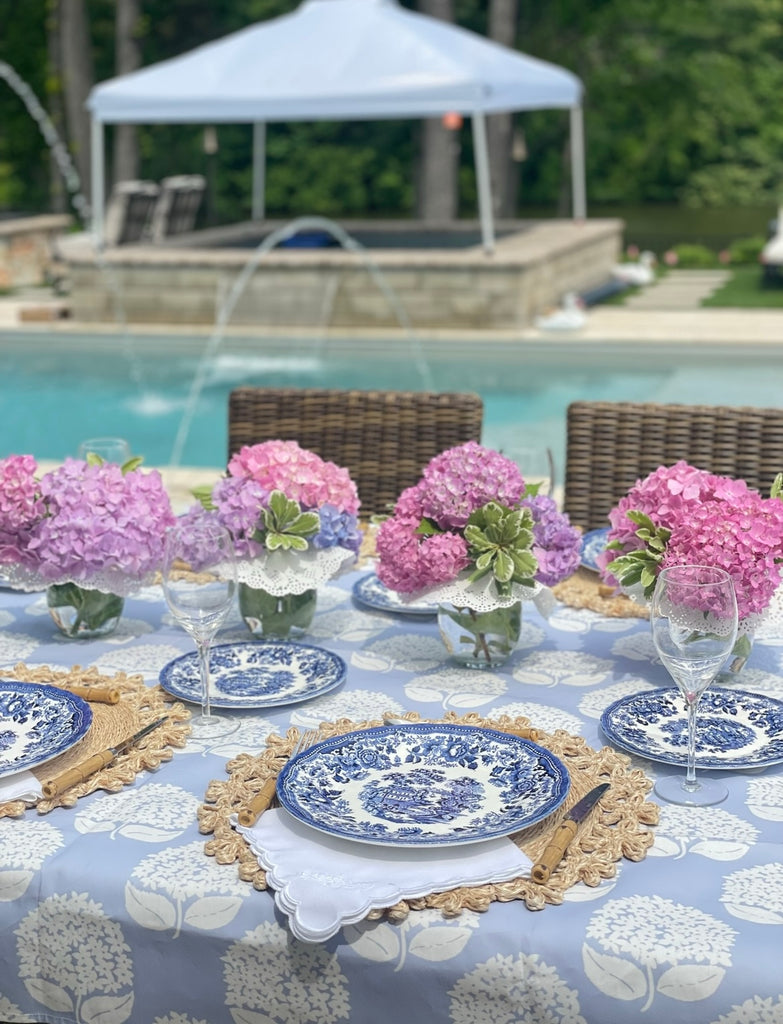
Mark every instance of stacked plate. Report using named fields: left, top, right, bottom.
left=275, top=722, right=571, bottom=848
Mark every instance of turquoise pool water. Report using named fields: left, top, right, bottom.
left=2, top=330, right=782, bottom=477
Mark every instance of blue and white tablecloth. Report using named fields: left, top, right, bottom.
left=0, top=570, right=780, bottom=1024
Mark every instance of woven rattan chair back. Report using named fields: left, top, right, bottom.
left=228, top=387, right=484, bottom=518
left=563, top=400, right=783, bottom=532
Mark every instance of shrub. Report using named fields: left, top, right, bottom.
left=728, top=235, right=767, bottom=266
left=668, top=243, right=718, bottom=268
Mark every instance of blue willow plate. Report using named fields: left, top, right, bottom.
left=277, top=723, right=570, bottom=847
left=601, top=687, right=783, bottom=770
left=352, top=572, right=438, bottom=616
left=158, top=641, right=346, bottom=709
left=580, top=527, right=610, bottom=572
left=0, top=680, right=92, bottom=779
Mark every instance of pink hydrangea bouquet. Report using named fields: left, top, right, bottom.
left=0, top=454, right=176, bottom=592
left=187, top=439, right=362, bottom=594
left=599, top=460, right=783, bottom=633
left=376, top=441, right=581, bottom=603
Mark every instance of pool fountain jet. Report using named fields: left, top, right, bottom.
left=169, top=215, right=436, bottom=467
left=0, top=61, right=149, bottom=394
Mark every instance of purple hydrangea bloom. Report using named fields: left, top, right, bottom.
left=212, top=475, right=268, bottom=557
left=522, top=493, right=582, bottom=585
left=313, top=504, right=362, bottom=554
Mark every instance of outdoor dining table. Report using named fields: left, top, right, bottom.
left=0, top=567, right=780, bottom=1024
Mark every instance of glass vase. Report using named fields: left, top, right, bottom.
left=437, top=601, right=522, bottom=670
left=46, top=583, right=124, bottom=639
left=238, top=583, right=317, bottom=640
left=717, top=629, right=754, bottom=683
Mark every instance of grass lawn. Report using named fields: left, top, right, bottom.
left=701, top=265, right=783, bottom=308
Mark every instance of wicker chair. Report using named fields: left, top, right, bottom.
left=563, top=400, right=783, bottom=532
left=227, top=387, right=484, bottom=517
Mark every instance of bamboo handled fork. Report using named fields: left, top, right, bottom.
left=236, top=728, right=320, bottom=828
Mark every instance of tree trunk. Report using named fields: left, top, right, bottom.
left=416, top=0, right=458, bottom=222
left=45, top=0, right=67, bottom=213
left=112, top=0, right=141, bottom=185
left=487, top=0, right=520, bottom=218
left=58, top=0, right=94, bottom=197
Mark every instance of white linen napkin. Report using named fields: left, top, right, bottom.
left=0, top=770, right=43, bottom=804
left=236, top=807, right=532, bottom=942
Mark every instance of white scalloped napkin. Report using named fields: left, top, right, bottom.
left=236, top=807, right=532, bottom=942
left=0, top=770, right=42, bottom=803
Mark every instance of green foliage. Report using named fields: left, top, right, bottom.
left=669, top=243, right=719, bottom=268
left=463, top=502, right=538, bottom=597
left=606, top=511, right=670, bottom=598
left=260, top=489, right=319, bottom=552
left=728, top=234, right=767, bottom=265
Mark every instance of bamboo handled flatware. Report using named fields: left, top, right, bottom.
left=41, top=716, right=169, bottom=799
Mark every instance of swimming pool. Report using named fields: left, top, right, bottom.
left=3, top=329, right=782, bottom=479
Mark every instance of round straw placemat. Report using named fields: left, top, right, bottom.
left=553, top=567, right=650, bottom=619
left=0, top=663, right=191, bottom=818
left=199, top=711, right=658, bottom=916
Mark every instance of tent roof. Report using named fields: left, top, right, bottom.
left=88, top=0, right=582, bottom=124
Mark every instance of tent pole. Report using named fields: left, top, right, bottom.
left=252, top=121, right=266, bottom=221
left=569, top=105, right=586, bottom=220
left=471, top=111, right=495, bottom=255
left=90, top=117, right=105, bottom=249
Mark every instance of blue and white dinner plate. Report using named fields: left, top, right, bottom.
left=580, top=527, right=610, bottom=572
left=277, top=723, right=570, bottom=847
left=352, top=572, right=438, bottom=616
left=159, top=641, right=346, bottom=709
left=0, top=680, right=92, bottom=779
left=601, top=687, right=783, bottom=770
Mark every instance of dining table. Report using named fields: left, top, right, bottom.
left=0, top=565, right=780, bottom=1024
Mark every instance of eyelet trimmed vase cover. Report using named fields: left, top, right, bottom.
left=46, top=583, right=124, bottom=639
left=438, top=600, right=522, bottom=669
left=234, top=546, right=355, bottom=639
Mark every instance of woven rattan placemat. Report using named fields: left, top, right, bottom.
left=553, top=567, right=650, bottom=619
left=0, top=663, right=191, bottom=818
left=199, top=711, right=659, bottom=916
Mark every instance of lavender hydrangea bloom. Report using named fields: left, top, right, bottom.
left=212, top=476, right=268, bottom=557
left=27, top=459, right=175, bottom=580
left=313, top=504, right=362, bottom=554
left=522, top=493, right=582, bottom=585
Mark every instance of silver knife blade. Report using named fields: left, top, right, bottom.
left=110, top=715, right=169, bottom=756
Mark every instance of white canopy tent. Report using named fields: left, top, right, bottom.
left=87, top=0, right=585, bottom=253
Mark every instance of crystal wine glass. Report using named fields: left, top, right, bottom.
left=77, top=436, right=132, bottom=465
left=161, top=519, right=238, bottom=738
left=650, top=564, right=738, bottom=806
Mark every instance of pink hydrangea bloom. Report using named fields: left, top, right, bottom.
left=24, top=458, right=176, bottom=582
left=376, top=442, right=580, bottom=594
left=228, top=440, right=359, bottom=515
left=410, top=441, right=525, bottom=530
left=0, top=454, right=44, bottom=565
left=602, top=460, right=783, bottom=618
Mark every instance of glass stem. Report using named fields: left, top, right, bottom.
left=196, top=637, right=213, bottom=720
left=684, top=693, right=700, bottom=791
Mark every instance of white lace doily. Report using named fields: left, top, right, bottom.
left=236, top=807, right=531, bottom=943
left=0, top=563, right=156, bottom=597
left=395, top=572, right=555, bottom=617
left=235, top=546, right=356, bottom=596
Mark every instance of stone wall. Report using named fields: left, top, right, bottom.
left=63, top=219, right=623, bottom=331
left=0, top=215, right=72, bottom=289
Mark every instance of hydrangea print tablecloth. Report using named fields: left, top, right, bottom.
left=0, top=571, right=780, bottom=1024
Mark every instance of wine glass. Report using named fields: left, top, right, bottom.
left=650, top=564, right=738, bottom=806
left=161, top=519, right=238, bottom=738
left=78, top=437, right=132, bottom=465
